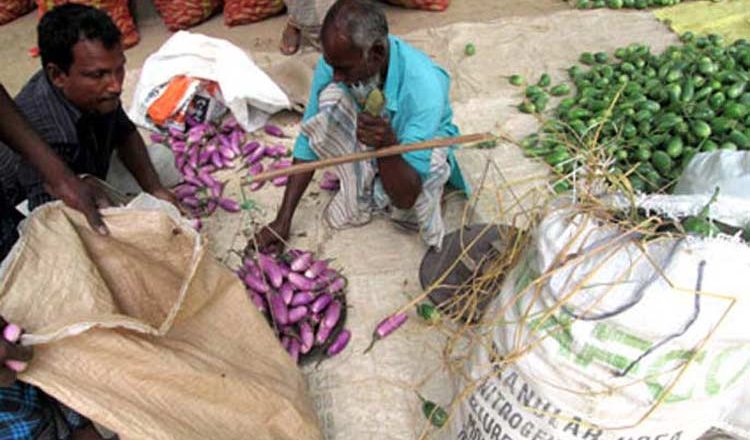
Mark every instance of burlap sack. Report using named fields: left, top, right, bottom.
left=0, top=196, right=323, bottom=440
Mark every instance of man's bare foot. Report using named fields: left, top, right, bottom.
left=280, top=23, right=301, bottom=56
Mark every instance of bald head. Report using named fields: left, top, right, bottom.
left=321, top=0, right=388, bottom=59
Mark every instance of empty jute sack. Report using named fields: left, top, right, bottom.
left=0, top=196, right=323, bottom=440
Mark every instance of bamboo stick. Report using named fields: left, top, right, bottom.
left=244, top=132, right=495, bottom=184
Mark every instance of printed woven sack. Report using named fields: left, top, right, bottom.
left=0, top=0, right=34, bottom=25
left=153, top=0, right=222, bottom=31
left=382, top=0, right=450, bottom=11
left=36, top=0, right=139, bottom=48
left=224, top=0, right=284, bottom=26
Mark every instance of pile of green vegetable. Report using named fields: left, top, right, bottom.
left=572, top=0, right=685, bottom=9
left=517, top=33, right=750, bottom=193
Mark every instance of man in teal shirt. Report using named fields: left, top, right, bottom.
left=254, top=0, right=467, bottom=251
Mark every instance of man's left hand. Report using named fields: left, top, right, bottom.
left=45, top=174, right=112, bottom=236
left=357, top=113, right=398, bottom=149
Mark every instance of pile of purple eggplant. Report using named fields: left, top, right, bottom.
left=151, top=117, right=294, bottom=223
left=238, top=249, right=351, bottom=364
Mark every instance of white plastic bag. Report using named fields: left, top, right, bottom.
left=674, top=151, right=750, bottom=199
left=128, top=31, right=291, bottom=133
left=451, top=195, right=750, bottom=440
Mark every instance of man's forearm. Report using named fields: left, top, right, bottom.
left=275, top=158, right=314, bottom=227
left=377, top=155, right=421, bottom=209
left=0, top=84, right=74, bottom=185
left=118, top=130, right=163, bottom=193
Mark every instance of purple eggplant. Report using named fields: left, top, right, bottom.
left=310, top=293, right=333, bottom=314
left=248, top=162, right=263, bottom=176
left=326, top=330, right=351, bottom=357
left=247, top=145, right=265, bottom=165
left=322, top=300, right=342, bottom=329
left=258, top=254, right=284, bottom=288
left=290, top=252, right=312, bottom=272
left=271, top=159, right=292, bottom=170
left=150, top=132, right=167, bottom=143
left=272, top=176, right=289, bottom=187
left=300, top=322, right=314, bottom=354
left=180, top=196, right=200, bottom=209
left=316, top=324, right=333, bottom=346
left=211, top=151, right=223, bottom=169
left=242, top=141, right=261, bottom=156
left=287, top=306, right=308, bottom=324
left=168, top=127, right=185, bottom=140
left=304, top=260, right=328, bottom=279
left=290, top=291, right=314, bottom=306
left=264, top=124, right=285, bottom=138
left=249, top=180, right=265, bottom=191
left=198, top=149, right=213, bottom=165
left=328, top=277, right=346, bottom=293
left=288, top=272, right=316, bottom=291
left=281, top=336, right=291, bottom=351
left=174, top=185, right=198, bottom=199
left=218, top=198, right=240, bottom=213
left=243, top=273, right=268, bottom=294
left=171, top=141, right=187, bottom=154
left=280, top=283, right=295, bottom=305
left=209, top=182, right=223, bottom=199
left=364, top=312, right=408, bottom=354
left=269, top=293, right=289, bottom=325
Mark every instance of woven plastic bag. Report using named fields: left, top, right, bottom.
left=0, top=0, right=34, bottom=25
left=382, top=0, right=450, bottom=11
left=0, top=196, right=323, bottom=440
left=153, top=0, right=222, bottom=31
left=224, top=0, right=284, bottom=26
left=35, top=0, right=138, bottom=48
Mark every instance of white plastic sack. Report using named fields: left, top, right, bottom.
left=128, top=31, right=291, bottom=133
left=451, top=195, right=750, bottom=440
left=674, top=151, right=750, bottom=199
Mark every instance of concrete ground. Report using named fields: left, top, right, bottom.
left=0, top=0, right=567, bottom=95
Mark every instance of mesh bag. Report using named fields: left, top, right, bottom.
left=224, top=0, right=284, bottom=26
left=36, top=0, right=138, bottom=48
left=0, top=0, right=35, bottom=25
left=153, top=0, right=222, bottom=31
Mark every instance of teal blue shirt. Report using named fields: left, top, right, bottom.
left=293, top=35, right=467, bottom=192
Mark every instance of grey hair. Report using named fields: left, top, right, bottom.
left=322, top=0, right=389, bottom=59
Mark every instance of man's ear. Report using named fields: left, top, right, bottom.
left=45, top=63, right=67, bottom=89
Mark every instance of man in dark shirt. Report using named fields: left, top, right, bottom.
left=0, top=82, right=108, bottom=440
left=5, top=3, right=176, bottom=215
left=0, top=4, right=182, bottom=439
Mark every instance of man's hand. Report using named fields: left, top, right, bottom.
left=45, top=174, right=112, bottom=236
left=357, top=113, right=398, bottom=149
left=246, top=218, right=290, bottom=256
left=0, top=318, right=32, bottom=387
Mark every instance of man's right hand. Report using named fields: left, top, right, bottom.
left=0, top=318, right=32, bottom=387
left=246, top=219, right=290, bottom=256
left=45, top=175, right=113, bottom=236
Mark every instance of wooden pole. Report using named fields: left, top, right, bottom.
left=245, top=132, right=495, bottom=184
